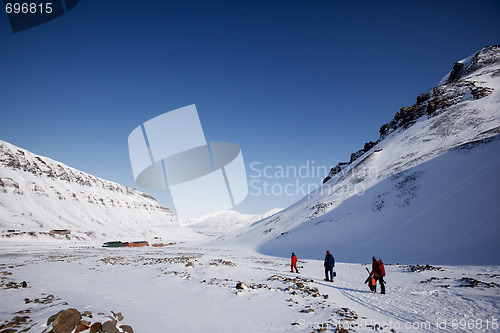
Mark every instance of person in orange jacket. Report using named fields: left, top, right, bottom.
left=290, top=252, right=299, bottom=273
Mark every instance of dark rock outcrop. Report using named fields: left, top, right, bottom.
left=46, top=308, right=133, bottom=333
left=236, top=281, right=249, bottom=289
left=443, top=45, right=500, bottom=84
left=324, top=46, right=500, bottom=185
left=51, top=308, right=81, bottom=333
left=90, top=322, right=102, bottom=333
left=75, top=320, right=92, bottom=333
left=120, top=325, right=134, bottom=333
left=448, top=61, right=465, bottom=83
left=101, top=320, right=119, bottom=333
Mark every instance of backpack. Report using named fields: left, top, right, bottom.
left=369, top=277, right=376, bottom=291
left=377, top=260, right=386, bottom=277
left=365, top=271, right=376, bottom=292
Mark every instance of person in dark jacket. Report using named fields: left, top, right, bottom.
left=371, top=256, right=386, bottom=294
left=324, top=250, right=335, bottom=282
left=290, top=252, right=299, bottom=273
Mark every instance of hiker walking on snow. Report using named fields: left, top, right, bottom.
left=371, top=256, right=386, bottom=294
left=290, top=252, right=299, bottom=273
left=324, top=250, right=335, bottom=282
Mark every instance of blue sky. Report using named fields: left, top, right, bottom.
left=1, top=0, right=499, bottom=215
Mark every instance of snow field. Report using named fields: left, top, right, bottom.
left=1, top=245, right=499, bottom=332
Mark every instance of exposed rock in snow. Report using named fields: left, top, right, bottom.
left=51, top=308, right=81, bottom=333
left=235, top=281, right=249, bottom=290
left=439, top=45, right=500, bottom=85
left=43, top=308, right=134, bottom=333
left=335, top=46, right=500, bottom=172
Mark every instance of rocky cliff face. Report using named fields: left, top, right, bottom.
left=441, top=45, right=500, bottom=84
left=323, top=45, right=500, bottom=184
left=0, top=140, right=200, bottom=243
left=0, top=141, right=162, bottom=209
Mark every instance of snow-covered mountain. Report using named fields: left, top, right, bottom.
left=216, top=45, right=500, bottom=265
left=0, top=140, right=202, bottom=243
left=181, top=208, right=282, bottom=235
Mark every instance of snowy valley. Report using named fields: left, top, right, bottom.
left=1, top=46, right=500, bottom=332
left=217, top=45, right=500, bottom=265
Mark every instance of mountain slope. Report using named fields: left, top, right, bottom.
left=181, top=208, right=282, bottom=235
left=0, top=140, right=202, bottom=243
left=214, top=46, right=500, bottom=264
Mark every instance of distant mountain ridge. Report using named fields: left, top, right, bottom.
left=181, top=208, right=282, bottom=235
left=0, top=140, right=158, bottom=203
left=0, top=139, right=202, bottom=243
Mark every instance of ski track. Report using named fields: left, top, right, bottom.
left=293, top=263, right=438, bottom=332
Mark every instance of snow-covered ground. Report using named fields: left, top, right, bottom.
left=0, top=243, right=498, bottom=332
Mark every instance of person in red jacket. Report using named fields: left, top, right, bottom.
left=371, top=256, right=386, bottom=294
left=290, top=252, right=299, bottom=273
